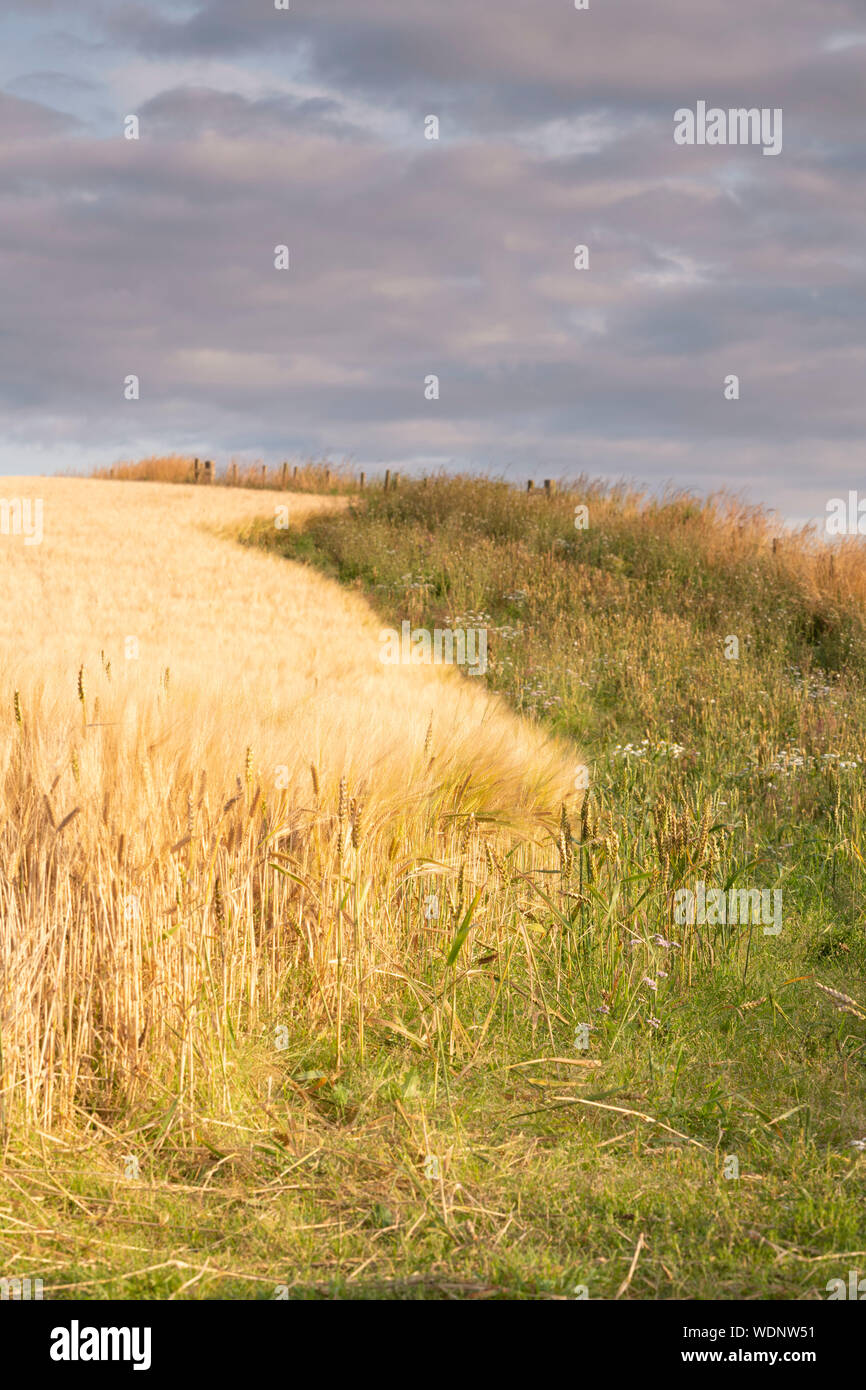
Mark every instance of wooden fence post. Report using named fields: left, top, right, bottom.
left=359, top=472, right=366, bottom=490
left=544, top=479, right=554, bottom=497
left=194, top=458, right=200, bottom=484
left=384, top=469, right=391, bottom=492
left=527, top=479, right=534, bottom=492
left=281, top=462, right=288, bottom=488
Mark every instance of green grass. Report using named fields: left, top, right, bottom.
left=3, top=472, right=865, bottom=1300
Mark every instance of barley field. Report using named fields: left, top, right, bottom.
left=1, top=465, right=864, bottom=1300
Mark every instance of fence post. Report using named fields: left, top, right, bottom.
left=194, top=458, right=200, bottom=484
left=544, top=479, right=554, bottom=497
left=281, top=462, right=288, bottom=488
left=384, top=469, right=391, bottom=492
left=527, top=479, right=534, bottom=492
left=261, top=464, right=267, bottom=486
left=359, top=472, right=366, bottom=490
left=324, top=468, right=331, bottom=489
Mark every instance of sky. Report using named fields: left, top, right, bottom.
left=0, top=1, right=864, bottom=522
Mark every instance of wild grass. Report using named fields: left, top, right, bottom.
left=93, top=454, right=360, bottom=493
left=1, top=470, right=864, bottom=1300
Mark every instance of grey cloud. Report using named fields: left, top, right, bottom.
left=138, top=85, right=361, bottom=140
left=6, top=71, right=102, bottom=101
left=0, top=89, right=80, bottom=137
left=0, top=0, right=863, bottom=520
left=98, top=1, right=865, bottom=129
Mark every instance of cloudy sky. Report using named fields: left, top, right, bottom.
left=1, top=1, right=864, bottom=519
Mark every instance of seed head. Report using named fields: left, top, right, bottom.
left=352, top=794, right=366, bottom=850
